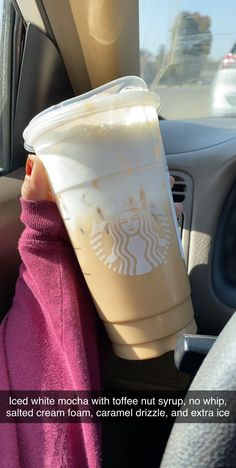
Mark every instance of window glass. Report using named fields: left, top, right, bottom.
left=0, top=0, right=12, bottom=172
left=139, top=0, right=236, bottom=119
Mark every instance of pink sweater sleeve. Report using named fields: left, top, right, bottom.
left=0, top=199, right=101, bottom=468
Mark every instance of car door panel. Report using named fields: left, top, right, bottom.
left=12, top=24, right=73, bottom=171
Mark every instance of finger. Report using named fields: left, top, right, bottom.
left=169, top=175, right=175, bottom=189
left=175, top=202, right=183, bottom=219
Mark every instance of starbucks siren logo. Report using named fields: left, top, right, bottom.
left=90, top=206, right=171, bottom=276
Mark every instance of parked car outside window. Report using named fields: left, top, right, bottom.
left=209, top=42, right=236, bottom=116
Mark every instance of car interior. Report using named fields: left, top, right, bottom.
left=1, top=1, right=236, bottom=467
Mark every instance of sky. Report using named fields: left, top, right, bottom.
left=139, top=0, right=236, bottom=60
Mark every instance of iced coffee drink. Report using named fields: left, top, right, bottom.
left=23, top=76, right=197, bottom=360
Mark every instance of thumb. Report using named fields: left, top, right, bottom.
left=21, top=155, right=55, bottom=202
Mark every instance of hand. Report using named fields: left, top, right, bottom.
left=21, top=155, right=55, bottom=202
left=170, top=175, right=183, bottom=219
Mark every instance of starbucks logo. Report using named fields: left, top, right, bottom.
left=90, top=207, right=171, bottom=276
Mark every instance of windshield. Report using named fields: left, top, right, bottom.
left=139, top=0, right=236, bottom=119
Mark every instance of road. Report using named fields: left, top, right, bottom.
left=157, top=84, right=211, bottom=119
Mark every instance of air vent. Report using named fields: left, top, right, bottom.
left=168, top=170, right=192, bottom=263
left=171, top=174, right=187, bottom=203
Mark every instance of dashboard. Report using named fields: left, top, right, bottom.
left=162, top=118, right=236, bottom=335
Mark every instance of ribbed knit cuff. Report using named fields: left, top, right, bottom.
left=20, top=198, right=69, bottom=241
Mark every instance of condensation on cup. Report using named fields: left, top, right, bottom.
left=23, top=76, right=197, bottom=360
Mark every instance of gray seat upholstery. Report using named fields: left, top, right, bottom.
left=161, top=312, right=236, bottom=468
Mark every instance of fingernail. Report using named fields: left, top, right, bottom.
left=25, top=156, right=34, bottom=177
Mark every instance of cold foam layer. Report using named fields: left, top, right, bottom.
left=35, top=112, right=163, bottom=192
left=23, top=80, right=161, bottom=153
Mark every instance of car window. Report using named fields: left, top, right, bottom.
left=0, top=0, right=12, bottom=173
left=139, top=0, right=236, bottom=119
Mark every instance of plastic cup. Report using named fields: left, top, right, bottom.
left=23, top=76, right=197, bottom=360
